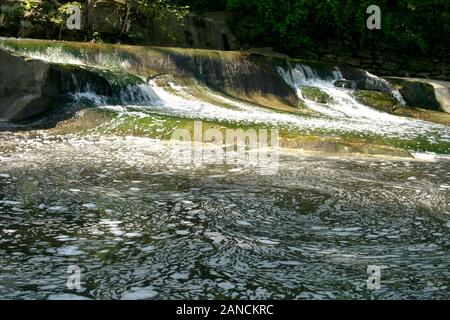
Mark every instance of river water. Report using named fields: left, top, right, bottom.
left=0, top=41, right=449, bottom=299
left=0, top=129, right=449, bottom=299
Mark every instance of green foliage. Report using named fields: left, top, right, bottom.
left=174, top=0, right=227, bottom=12
left=1, top=0, right=447, bottom=56
left=54, top=2, right=83, bottom=28
left=0, top=0, right=83, bottom=38
left=0, top=3, right=23, bottom=29
left=136, top=0, right=189, bottom=20
left=128, top=0, right=190, bottom=42
left=224, top=0, right=449, bottom=55
left=91, top=31, right=103, bottom=42
left=20, top=0, right=58, bottom=26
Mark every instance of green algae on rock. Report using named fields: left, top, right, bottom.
left=301, top=86, right=331, bottom=103
left=353, top=89, right=450, bottom=126
left=352, top=90, right=398, bottom=112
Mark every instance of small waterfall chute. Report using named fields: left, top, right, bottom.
left=65, top=67, right=163, bottom=108
left=277, top=63, right=409, bottom=121
left=363, top=70, right=406, bottom=105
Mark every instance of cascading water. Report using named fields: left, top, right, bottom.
left=277, top=64, right=405, bottom=119
left=0, top=39, right=449, bottom=300
left=71, top=83, right=163, bottom=107
left=363, top=70, right=406, bottom=105
left=1, top=39, right=447, bottom=154
left=53, top=64, right=448, bottom=156
left=274, top=64, right=449, bottom=153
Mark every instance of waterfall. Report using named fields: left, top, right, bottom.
left=70, top=83, right=162, bottom=107
left=61, top=65, right=447, bottom=147
left=1, top=38, right=447, bottom=155
left=65, top=72, right=162, bottom=108
left=277, top=64, right=408, bottom=121
left=277, top=63, right=343, bottom=88
left=363, top=70, right=406, bottom=105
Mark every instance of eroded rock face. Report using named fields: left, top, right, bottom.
left=0, top=49, right=50, bottom=121
left=400, top=82, right=440, bottom=110
left=384, top=77, right=443, bottom=111
left=385, top=77, right=450, bottom=113
left=151, top=50, right=297, bottom=106
left=338, top=66, right=392, bottom=92
left=0, top=48, right=146, bottom=121
left=0, top=39, right=301, bottom=117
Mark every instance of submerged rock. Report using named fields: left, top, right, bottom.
left=301, top=86, right=330, bottom=103
left=47, top=293, right=91, bottom=300
left=352, top=90, right=398, bottom=112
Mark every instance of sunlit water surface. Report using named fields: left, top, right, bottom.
left=0, top=130, right=449, bottom=300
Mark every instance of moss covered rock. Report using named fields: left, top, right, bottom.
left=301, top=86, right=330, bottom=103
left=353, top=88, right=450, bottom=125
left=352, top=90, right=397, bottom=112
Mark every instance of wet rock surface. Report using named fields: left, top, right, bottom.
left=385, top=77, right=450, bottom=113
left=0, top=47, right=147, bottom=121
